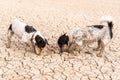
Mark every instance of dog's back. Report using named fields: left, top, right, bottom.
left=11, top=19, right=27, bottom=37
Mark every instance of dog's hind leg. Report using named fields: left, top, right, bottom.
left=6, top=24, right=14, bottom=48
left=97, top=40, right=105, bottom=57
left=94, top=40, right=101, bottom=51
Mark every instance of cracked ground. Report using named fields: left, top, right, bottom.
left=0, top=0, right=120, bottom=80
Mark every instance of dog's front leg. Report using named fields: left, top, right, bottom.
left=6, top=30, right=14, bottom=48
left=68, top=43, right=81, bottom=56
left=25, top=40, right=35, bottom=53
left=94, top=40, right=101, bottom=51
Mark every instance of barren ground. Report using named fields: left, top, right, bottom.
left=0, top=0, right=120, bottom=80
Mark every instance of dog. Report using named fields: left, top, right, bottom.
left=6, top=19, right=48, bottom=55
left=58, top=16, right=113, bottom=57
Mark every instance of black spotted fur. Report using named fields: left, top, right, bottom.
left=58, top=33, right=69, bottom=48
left=35, top=35, right=47, bottom=48
left=25, top=25, right=36, bottom=33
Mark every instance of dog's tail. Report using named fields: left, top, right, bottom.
left=100, top=16, right=113, bottom=39
left=8, top=24, right=12, bottom=31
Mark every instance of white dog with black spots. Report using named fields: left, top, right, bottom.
left=6, top=19, right=48, bottom=55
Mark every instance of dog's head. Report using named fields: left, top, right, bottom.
left=58, top=33, right=69, bottom=52
left=35, top=35, right=47, bottom=48
left=32, top=32, right=48, bottom=55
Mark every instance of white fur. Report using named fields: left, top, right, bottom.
left=68, top=16, right=112, bottom=44
left=65, top=16, right=113, bottom=55
left=7, top=19, right=48, bottom=54
left=66, top=27, right=88, bottom=46
left=10, top=19, right=45, bottom=43
left=11, top=19, right=27, bottom=38
left=100, top=16, right=112, bottom=24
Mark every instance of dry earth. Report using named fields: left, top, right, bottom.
left=0, top=0, right=120, bottom=80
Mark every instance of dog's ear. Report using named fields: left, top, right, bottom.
left=45, top=39, right=49, bottom=45
left=35, top=35, right=46, bottom=48
left=58, top=33, right=69, bottom=48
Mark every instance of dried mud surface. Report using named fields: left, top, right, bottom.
left=0, top=0, right=120, bottom=80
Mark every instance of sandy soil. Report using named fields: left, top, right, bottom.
left=0, top=0, right=120, bottom=80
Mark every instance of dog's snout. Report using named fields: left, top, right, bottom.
left=60, top=44, right=69, bottom=52
left=34, top=45, right=42, bottom=55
